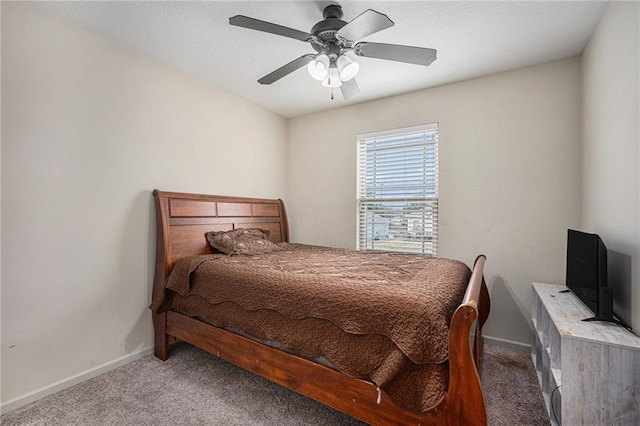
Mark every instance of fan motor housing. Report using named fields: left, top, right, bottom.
left=311, top=19, right=347, bottom=39
left=311, top=4, right=348, bottom=50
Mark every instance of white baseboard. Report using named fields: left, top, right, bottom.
left=1, top=346, right=154, bottom=415
left=484, top=335, right=531, bottom=353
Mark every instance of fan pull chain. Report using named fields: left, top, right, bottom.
left=331, top=87, right=334, bottom=100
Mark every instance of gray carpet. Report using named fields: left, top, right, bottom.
left=2, top=343, right=549, bottom=425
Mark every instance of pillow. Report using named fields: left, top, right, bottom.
left=205, top=228, right=281, bottom=255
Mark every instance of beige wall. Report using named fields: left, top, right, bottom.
left=1, top=3, right=287, bottom=406
left=582, top=1, right=640, bottom=332
left=288, top=58, right=583, bottom=346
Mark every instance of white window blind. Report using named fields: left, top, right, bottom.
left=357, top=123, right=438, bottom=255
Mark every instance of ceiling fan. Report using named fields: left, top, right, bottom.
left=229, top=4, right=437, bottom=100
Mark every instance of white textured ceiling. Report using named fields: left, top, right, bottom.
left=36, top=1, right=608, bottom=118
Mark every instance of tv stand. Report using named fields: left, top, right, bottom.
left=531, top=283, right=640, bottom=425
left=582, top=315, right=628, bottom=328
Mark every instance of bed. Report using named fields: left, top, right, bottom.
left=150, top=189, right=491, bottom=425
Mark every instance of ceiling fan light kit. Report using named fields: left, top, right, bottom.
left=307, top=54, right=330, bottom=81
left=336, top=55, right=359, bottom=81
left=229, top=4, right=437, bottom=100
left=322, top=66, right=342, bottom=88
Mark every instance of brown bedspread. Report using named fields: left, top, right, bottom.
left=152, top=243, right=471, bottom=412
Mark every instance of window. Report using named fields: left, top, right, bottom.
left=356, top=123, right=438, bottom=255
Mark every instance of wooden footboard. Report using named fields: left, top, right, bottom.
left=437, top=255, right=489, bottom=425
left=151, top=190, right=490, bottom=425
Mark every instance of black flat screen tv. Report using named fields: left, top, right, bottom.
left=566, top=229, right=623, bottom=326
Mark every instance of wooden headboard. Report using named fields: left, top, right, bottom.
left=153, top=189, right=289, bottom=282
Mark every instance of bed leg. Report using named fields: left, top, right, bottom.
left=153, top=312, right=169, bottom=360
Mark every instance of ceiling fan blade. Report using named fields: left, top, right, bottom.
left=336, top=9, right=394, bottom=42
left=258, top=54, right=315, bottom=85
left=340, top=78, right=361, bottom=100
left=354, top=42, right=437, bottom=66
left=229, top=15, right=312, bottom=42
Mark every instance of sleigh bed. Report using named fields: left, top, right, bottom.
left=151, top=189, right=491, bottom=425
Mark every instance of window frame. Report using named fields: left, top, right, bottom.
left=356, top=123, right=439, bottom=256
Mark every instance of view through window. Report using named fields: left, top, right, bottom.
left=356, top=123, right=438, bottom=255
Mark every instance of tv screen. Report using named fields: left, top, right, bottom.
left=565, top=229, right=625, bottom=326
left=566, top=229, right=602, bottom=314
